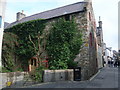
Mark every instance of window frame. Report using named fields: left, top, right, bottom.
left=0, top=16, right=2, bottom=28
left=89, top=12, right=91, bottom=21
left=89, top=32, right=93, bottom=46
left=64, top=14, right=70, bottom=21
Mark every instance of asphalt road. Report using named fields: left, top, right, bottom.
left=23, top=66, right=119, bottom=88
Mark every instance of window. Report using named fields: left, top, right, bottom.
left=89, top=12, right=91, bottom=21
left=34, top=60, right=37, bottom=66
left=31, top=59, right=34, bottom=65
left=65, top=15, right=70, bottom=21
left=89, top=33, right=92, bottom=46
left=0, top=16, right=2, bottom=28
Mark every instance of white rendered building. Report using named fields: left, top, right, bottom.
left=0, top=0, right=6, bottom=70
left=0, top=0, right=6, bottom=89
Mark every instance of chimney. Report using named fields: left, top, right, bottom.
left=98, top=16, right=102, bottom=28
left=16, top=10, right=26, bottom=21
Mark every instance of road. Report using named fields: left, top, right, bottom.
left=23, top=67, right=119, bottom=88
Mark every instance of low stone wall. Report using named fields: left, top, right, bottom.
left=1, top=72, right=28, bottom=88
left=43, top=69, right=73, bottom=83
left=1, top=69, right=74, bottom=88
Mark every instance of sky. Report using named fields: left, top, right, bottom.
left=4, top=0, right=119, bottom=51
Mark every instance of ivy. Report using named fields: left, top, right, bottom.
left=3, top=19, right=47, bottom=71
left=29, top=66, right=44, bottom=82
left=2, top=32, right=20, bottom=72
left=3, top=18, right=82, bottom=72
left=46, top=18, right=83, bottom=69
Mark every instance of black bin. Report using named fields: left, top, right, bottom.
left=74, top=67, right=81, bottom=81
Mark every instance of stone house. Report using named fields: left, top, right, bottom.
left=5, top=0, right=98, bottom=80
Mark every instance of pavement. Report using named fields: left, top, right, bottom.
left=21, top=66, right=119, bottom=88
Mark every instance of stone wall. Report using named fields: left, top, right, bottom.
left=44, top=11, right=92, bottom=80
left=86, top=2, right=98, bottom=79
left=74, top=11, right=91, bottom=80
left=43, top=69, right=73, bottom=83
left=1, top=2, right=98, bottom=85
left=41, top=9, right=90, bottom=81
left=0, top=72, right=28, bottom=88
left=1, top=70, right=73, bottom=88
left=42, top=4, right=98, bottom=80
left=73, top=2, right=98, bottom=80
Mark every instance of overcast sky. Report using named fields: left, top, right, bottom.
left=5, top=0, right=119, bottom=51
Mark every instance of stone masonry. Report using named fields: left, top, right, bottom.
left=4, top=0, right=98, bottom=81
left=43, top=1, right=98, bottom=80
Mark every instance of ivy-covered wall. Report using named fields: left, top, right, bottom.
left=2, top=32, right=19, bottom=72
left=3, top=2, right=98, bottom=81
left=3, top=18, right=83, bottom=72
left=3, top=19, right=47, bottom=71
left=46, top=18, right=82, bottom=70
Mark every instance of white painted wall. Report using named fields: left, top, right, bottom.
left=0, top=0, right=6, bottom=89
left=102, top=43, right=108, bottom=66
left=0, top=0, right=6, bottom=70
left=0, top=0, right=6, bottom=67
left=97, top=45, right=103, bottom=69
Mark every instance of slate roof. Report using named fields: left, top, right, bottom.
left=5, top=1, right=87, bottom=29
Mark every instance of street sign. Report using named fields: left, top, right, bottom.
left=85, top=43, right=89, bottom=47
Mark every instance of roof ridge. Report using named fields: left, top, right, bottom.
left=5, top=1, right=87, bottom=29
left=23, top=1, right=86, bottom=20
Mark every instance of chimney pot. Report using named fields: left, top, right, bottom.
left=16, top=11, right=26, bottom=21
